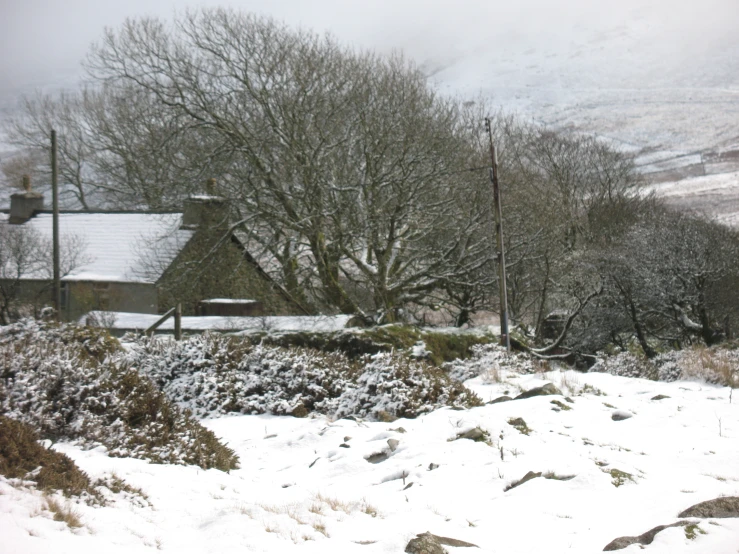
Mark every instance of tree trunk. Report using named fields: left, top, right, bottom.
left=630, top=299, right=656, bottom=358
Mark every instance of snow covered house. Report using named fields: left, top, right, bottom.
left=0, top=187, right=305, bottom=321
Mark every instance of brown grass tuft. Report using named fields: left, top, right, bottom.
left=681, top=347, right=739, bottom=388
left=45, top=496, right=83, bottom=528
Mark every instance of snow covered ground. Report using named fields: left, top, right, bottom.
left=646, top=171, right=739, bottom=227
left=82, top=312, right=354, bottom=334
left=2, top=369, right=738, bottom=553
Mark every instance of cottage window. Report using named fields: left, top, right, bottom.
left=92, top=282, right=111, bottom=310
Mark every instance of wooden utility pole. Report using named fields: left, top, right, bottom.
left=51, top=129, right=61, bottom=318
left=174, top=303, right=182, bottom=340
left=485, top=118, right=510, bottom=352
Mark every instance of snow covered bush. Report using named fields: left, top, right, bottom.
left=126, top=334, right=356, bottom=418
left=124, top=333, right=481, bottom=419
left=333, top=352, right=481, bottom=420
left=443, top=344, right=545, bottom=382
left=0, top=320, right=238, bottom=471
left=589, top=351, right=658, bottom=380
left=651, top=351, right=683, bottom=382
left=256, top=325, right=495, bottom=367
left=591, top=347, right=739, bottom=387
left=0, top=317, right=119, bottom=362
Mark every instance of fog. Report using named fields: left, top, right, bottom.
left=1, top=0, right=736, bottom=91
left=1, top=0, right=737, bottom=157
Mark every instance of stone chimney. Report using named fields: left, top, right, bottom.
left=9, top=175, right=44, bottom=224
left=181, top=178, right=230, bottom=230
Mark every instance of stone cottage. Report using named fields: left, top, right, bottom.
left=0, top=185, right=306, bottom=321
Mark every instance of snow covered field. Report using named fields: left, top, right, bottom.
left=3, top=369, right=738, bottom=553
left=647, top=171, right=739, bottom=227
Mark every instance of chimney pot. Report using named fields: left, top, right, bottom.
left=9, top=186, right=44, bottom=224
left=181, top=179, right=228, bottom=230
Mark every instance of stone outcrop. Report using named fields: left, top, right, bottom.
left=405, top=532, right=478, bottom=553
left=603, top=521, right=688, bottom=551
left=678, top=496, right=739, bottom=518
left=515, top=383, right=563, bottom=400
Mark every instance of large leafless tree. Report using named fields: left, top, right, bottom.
left=0, top=223, right=88, bottom=324
left=79, top=9, right=494, bottom=321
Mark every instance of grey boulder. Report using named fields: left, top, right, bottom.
left=603, top=521, right=688, bottom=551
left=515, top=383, right=563, bottom=400
left=679, top=496, right=739, bottom=518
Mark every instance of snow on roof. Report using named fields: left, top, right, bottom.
left=200, top=298, right=258, bottom=304
left=21, top=213, right=193, bottom=283
left=188, top=195, right=226, bottom=201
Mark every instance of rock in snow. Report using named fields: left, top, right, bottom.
left=505, top=471, right=542, bottom=491
left=678, top=497, right=739, bottom=519
left=406, top=532, right=479, bottom=553
left=405, top=532, right=448, bottom=554
left=514, top=383, right=563, bottom=400
left=488, top=395, right=512, bottom=405
left=611, top=410, right=633, bottom=421
left=603, top=521, right=689, bottom=551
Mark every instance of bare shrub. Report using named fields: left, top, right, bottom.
left=680, top=347, right=739, bottom=388
left=0, top=416, right=98, bottom=501
left=0, top=319, right=238, bottom=471
left=481, top=366, right=502, bottom=384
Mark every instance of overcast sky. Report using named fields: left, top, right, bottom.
left=1, top=0, right=736, bottom=93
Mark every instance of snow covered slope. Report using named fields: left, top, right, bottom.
left=648, top=171, right=739, bottom=227
left=2, top=369, right=737, bottom=553
left=417, top=0, right=739, bottom=221
left=427, top=0, right=739, bottom=158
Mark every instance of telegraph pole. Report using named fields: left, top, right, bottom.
left=485, top=118, right=510, bottom=352
left=51, top=129, right=61, bottom=318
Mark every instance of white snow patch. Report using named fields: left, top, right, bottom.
left=2, top=369, right=738, bottom=553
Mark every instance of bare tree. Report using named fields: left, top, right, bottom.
left=0, top=224, right=45, bottom=323
left=1, top=151, right=46, bottom=191
left=85, top=9, right=494, bottom=321
left=3, top=84, right=217, bottom=211
left=0, top=223, right=88, bottom=323
left=82, top=84, right=216, bottom=209
left=3, top=92, right=95, bottom=209
left=475, top=117, right=643, bottom=344
left=568, top=204, right=739, bottom=357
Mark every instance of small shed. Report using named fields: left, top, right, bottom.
left=197, top=298, right=264, bottom=317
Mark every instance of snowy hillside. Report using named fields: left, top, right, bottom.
left=427, top=1, right=739, bottom=157
left=420, top=0, right=739, bottom=225
left=648, top=171, right=739, bottom=227
left=2, top=366, right=738, bottom=553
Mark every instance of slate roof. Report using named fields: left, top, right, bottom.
left=6, top=212, right=193, bottom=283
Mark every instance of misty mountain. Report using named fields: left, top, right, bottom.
left=1, top=0, right=737, bottom=197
